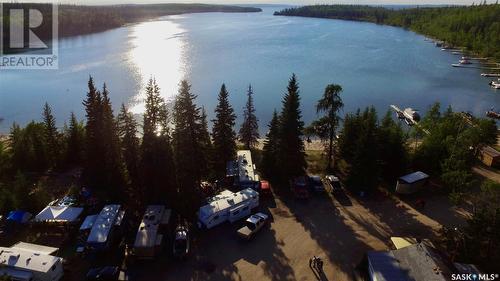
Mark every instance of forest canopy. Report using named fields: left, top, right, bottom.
left=274, top=4, right=500, bottom=59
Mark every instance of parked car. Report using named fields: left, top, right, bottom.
left=237, top=213, right=269, bottom=240
left=86, top=266, right=120, bottom=281
left=173, top=225, right=190, bottom=258
left=308, top=176, right=325, bottom=192
left=259, top=180, right=272, bottom=196
left=290, top=177, right=310, bottom=199
left=326, top=175, right=342, bottom=191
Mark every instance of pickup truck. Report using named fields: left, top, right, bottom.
left=237, top=213, right=268, bottom=240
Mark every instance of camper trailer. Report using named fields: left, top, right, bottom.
left=133, top=205, right=171, bottom=259
left=227, top=150, right=260, bottom=189
left=86, top=204, right=124, bottom=251
left=198, top=188, right=259, bottom=229
left=0, top=242, right=63, bottom=281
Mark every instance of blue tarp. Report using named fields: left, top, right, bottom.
left=6, top=210, right=31, bottom=223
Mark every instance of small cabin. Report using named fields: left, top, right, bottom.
left=198, top=188, right=259, bottom=229
left=479, top=146, right=500, bottom=168
left=396, top=171, right=429, bottom=194
left=133, top=205, right=171, bottom=259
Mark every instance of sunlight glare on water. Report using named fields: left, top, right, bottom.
left=127, top=16, right=188, bottom=113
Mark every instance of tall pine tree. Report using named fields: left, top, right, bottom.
left=261, top=110, right=280, bottom=181
left=173, top=80, right=205, bottom=215
left=42, top=102, right=59, bottom=168
left=212, top=84, right=237, bottom=179
left=65, top=112, right=85, bottom=166
left=141, top=78, right=176, bottom=205
left=238, top=85, right=259, bottom=149
left=278, top=74, right=307, bottom=180
left=117, top=104, right=141, bottom=192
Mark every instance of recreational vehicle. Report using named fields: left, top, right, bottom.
left=198, top=188, right=259, bottom=229
left=133, top=205, right=171, bottom=259
left=227, top=150, right=260, bottom=189
left=0, top=242, right=63, bottom=281
left=86, top=204, right=124, bottom=251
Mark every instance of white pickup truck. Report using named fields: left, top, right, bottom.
left=237, top=213, right=269, bottom=240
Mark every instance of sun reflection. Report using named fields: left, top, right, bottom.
left=126, top=17, right=188, bottom=114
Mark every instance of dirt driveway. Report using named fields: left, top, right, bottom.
left=132, top=188, right=470, bottom=281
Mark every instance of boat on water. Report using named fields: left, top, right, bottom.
left=390, top=105, right=420, bottom=126
left=489, top=79, right=500, bottom=89
left=481, top=73, right=500, bottom=77
left=459, top=58, right=472, bottom=65
left=486, top=109, right=500, bottom=119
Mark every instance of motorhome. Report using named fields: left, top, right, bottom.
left=133, top=205, right=171, bottom=259
left=227, top=150, right=260, bottom=189
left=86, top=204, right=125, bottom=251
left=198, top=188, right=259, bottom=229
left=0, top=242, right=63, bottom=281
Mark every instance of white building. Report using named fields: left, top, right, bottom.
left=0, top=242, right=63, bottom=281
left=86, top=204, right=124, bottom=250
left=133, top=205, right=171, bottom=259
left=198, top=188, right=259, bottom=229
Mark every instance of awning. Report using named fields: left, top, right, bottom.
left=34, top=205, right=84, bottom=223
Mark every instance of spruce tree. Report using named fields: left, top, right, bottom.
left=173, top=80, right=205, bottom=215
left=238, top=85, right=259, bottom=149
left=117, top=104, right=140, bottom=188
left=65, top=112, right=85, bottom=166
left=199, top=107, right=214, bottom=180
left=212, top=84, right=237, bottom=179
left=42, top=102, right=59, bottom=168
left=277, top=74, right=307, bottom=180
left=141, top=78, right=176, bottom=205
left=82, top=76, right=104, bottom=188
left=261, top=110, right=280, bottom=181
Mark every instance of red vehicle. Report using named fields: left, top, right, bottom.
left=290, top=177, right=310, bottom=199
left=259, top=180, right=272, bottom=196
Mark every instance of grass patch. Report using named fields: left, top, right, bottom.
left=306, top=150, right=327, bottom=175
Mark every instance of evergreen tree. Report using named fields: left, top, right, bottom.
left=82, top=76, right=104, bottom=188
left=141, top=78, right=176, bottom=205
left=277, top=74, right=307, bottom=180
left=117, top=104, right=141, bottom=189
left=211, top=84, right=237, bottom=179
left=173, top=80, right=205, bottom=215
left=310, top=84, right=343, bottom=171
left=65, top=112, right=85, bottom=166
left=261, top=110, right=280, bottom=181
left=42, top=102, right=59, bottom=168
left=199, top=107, right=214, bottom=180
left=377, top=111, right=408, bottom=182
left=238, top=85, right=259, bottom=149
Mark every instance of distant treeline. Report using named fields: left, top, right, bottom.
left=274, top=4, right=500, bottom=59
left=1, top=3, right=261, bottom=40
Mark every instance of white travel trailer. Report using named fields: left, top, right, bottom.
left=86, top=204, right=124, bottom=251
left=133, top=205, right=171, bottom=259
left=198, top=188, right=259, bottom=229
left=0, top=242, right=63, bottom=281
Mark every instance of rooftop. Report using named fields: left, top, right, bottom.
left=0, top=243, right=62, bottom=274
left=87, top=204, right=121, bottom=244
left=199, top=188, right=258, bottom=218
left=398, top=171, right=429, bottom=184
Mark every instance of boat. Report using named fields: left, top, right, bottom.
left=459, top=59, right=472, bottom=65
left=452, top=51, right=462, bottom=55
left=486, top=109, right=500, bottom=119
left=489, top=79, right=500, bottom=89
left=481, top=73, right=500, bottom=77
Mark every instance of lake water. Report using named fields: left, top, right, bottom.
left=1, top=5, right=499, bottom=133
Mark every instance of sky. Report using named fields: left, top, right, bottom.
left=5, top=0, right=490, bottom=5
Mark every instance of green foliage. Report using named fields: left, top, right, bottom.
left=117, top=104, right=141, bottom=189
left=141, top=78, right=176, bottom=206
left=275, top=4, right=500, bottom=59
left=309, top=84, right=344, bottom=171
left=42, top=102, right=60, bottom=168
left=441, top=180, right=500, bottom=271
left=413, top=103, right=497, bottom=193
left=261, top=110, right=280, bottom=181
left=212, top=84, right=237, bottom=179
left=64, top=112, right=85, bottom=166
left=378, top=111, right=409, bottom=182
left=9, top=121, right=49, bottom=172
left=238, top=85, right=259, bottom=150
left=277, top=74, right=307, bottom=180
left=173, top=80, right=206, bottom=214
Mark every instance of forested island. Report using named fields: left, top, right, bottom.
left=274, top=4, right=500, bottom=59
left=1, top=3, right=261, bottom=40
